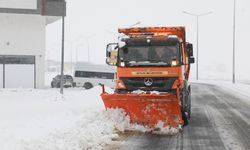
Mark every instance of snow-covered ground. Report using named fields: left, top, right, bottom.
left=0, top=87, right=123, bottom=150
left=0, top=78, right=250, bottom=150
left=192, top=79, right=250, bottom=104
left=217, top=81, right=250, bottom=98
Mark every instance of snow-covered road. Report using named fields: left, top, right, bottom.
left=105, top=83, right=250, bottom=150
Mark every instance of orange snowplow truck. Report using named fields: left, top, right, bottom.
left=101, top=27, right=195, bottom=129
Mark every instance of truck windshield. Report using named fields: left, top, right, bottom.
left=119, top=45, right=181, bottom=66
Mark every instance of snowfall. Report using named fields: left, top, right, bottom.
left=0, top=76, right=250, bottom=150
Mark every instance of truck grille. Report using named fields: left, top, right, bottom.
left=120, top=77, right=177, bottom=92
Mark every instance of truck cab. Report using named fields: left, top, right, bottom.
left=106, top=27, right=194, bottom=93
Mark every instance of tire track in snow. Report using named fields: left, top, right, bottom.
left=104, top=83, right=250, bottom=150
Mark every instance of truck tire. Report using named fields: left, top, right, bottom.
left=187, top=86, right=191, bottom=119
left=182, top=110, right=189, bottom=126
left=181, top=92, right=189, bottom=126
left=84, top=82, right=93, bottom=89
left=181, top=81, right=190, bottom=126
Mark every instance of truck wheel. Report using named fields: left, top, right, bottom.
left=181, top=82, right=190, bottom=126
left=181, top=92, right=189, bottom=126
left=187, top=88, right=191, bottom=119
left=182, top=110, right=189, bottom=126
left=84, top=82, right=93, bottom=89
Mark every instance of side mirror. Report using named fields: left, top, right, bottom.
left=106, top=43, right=118, bottom=66
left=189, top=57, right=195, bottom=64
left=187, top=43, right=193, bottom=57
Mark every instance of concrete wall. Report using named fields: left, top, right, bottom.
left=0, top=0, right=37, bottom=9
left=0, top=13, right=45, bottom=88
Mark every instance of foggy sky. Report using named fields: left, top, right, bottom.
left=46, top=0, right=250, bottom=80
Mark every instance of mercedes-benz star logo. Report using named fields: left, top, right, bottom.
left=144, top=78, right=153, bottom=86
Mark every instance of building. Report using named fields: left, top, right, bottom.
left=0, top=0, right=66, bottom=88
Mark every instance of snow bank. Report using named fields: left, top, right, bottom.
left=0, top=87, right=118, bottom=150
left=105, top=109, right=179, bottom=135
left=219, top=82, right=250, bottom=98
left=0, top=85, right=180, bottom=150
left=23, top=109, right=121, bottom=150
left=192, top=80, right=250, bottom=98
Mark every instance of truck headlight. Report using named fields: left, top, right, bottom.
left=120, top=62, right=125, bottom=67
left=171, top=60, right=177, bottom=66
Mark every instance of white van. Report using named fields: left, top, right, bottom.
left=74, top=62, right=116, bottom=89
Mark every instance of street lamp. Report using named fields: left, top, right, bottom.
left=183, top=11, right=212, bottom=80
left=129, top=21, right=141, bottom=27
left=232, top=0, right=236, bottom=84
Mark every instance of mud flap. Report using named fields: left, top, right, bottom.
left=101, top=92, right=183, bottom=128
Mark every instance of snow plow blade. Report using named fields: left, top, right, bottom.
left=101, top=92, right=183, bottom=128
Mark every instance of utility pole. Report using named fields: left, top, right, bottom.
left=232, top=0, right=236, bottom=84
left=60, top=2, right=66, bottom=94
left=183, top=11, right=212, bottom=80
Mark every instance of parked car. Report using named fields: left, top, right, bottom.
left=51, top=75, right=75, bottom=88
